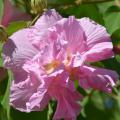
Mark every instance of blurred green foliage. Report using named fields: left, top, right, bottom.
left=1, top=0, right=120, bottom=120
left=0, top=0, right=3, bottom=20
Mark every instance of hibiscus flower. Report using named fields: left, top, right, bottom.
left=2, top=9, right=118, bottom=120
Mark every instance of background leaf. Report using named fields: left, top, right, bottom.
left=1, top=71, right=12, bottom=120
left=6, top=21, right=27, bottom=36
left=0, top=0, right=4, bottom=21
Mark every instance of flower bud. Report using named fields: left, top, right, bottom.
left=31, top=0, right=47, bottom=14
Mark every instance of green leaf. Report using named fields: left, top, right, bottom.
left=106, top=6, right=120, bottom=12
left=97, top=2, right=120, bottom=34
left=6, top=21, right=27, bottom=36
left=0, top=0, right=4, bottom=21
left=47, top=103, right=53, bottom=120
left=10, top=107, right=48, bottom=120
left=0, top=104, right=8, bottom=120
left=97, top=1, right=114, bottom=13
left=1, top=71, right=12, bottom=120
left=0, top=70, right=8, bottom=100
left=78, top=91, right=120, bottom=120
left=102, top=57, right=120, bottom=75
left=58, top=4, right=104, bottom=25
left=115, top=55, right=120, bottom=63
left=103, top=11, right=120, bottom=34
left=112, top=28, right=120, bottom=45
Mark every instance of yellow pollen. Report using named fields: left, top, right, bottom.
left=44, top=60, right=60, bottom=74
left=64, top=50, right=72, bottom=66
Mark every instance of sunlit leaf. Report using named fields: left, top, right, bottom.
left=6, top=21, right=27, bottom=36
left=103, top=11, right=120, bottom=34
left=1, top=71, right=12, bottom=120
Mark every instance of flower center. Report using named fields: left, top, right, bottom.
left=63, top=50, right=72, bottom=66
left=44, top=60, right=60, bottom=74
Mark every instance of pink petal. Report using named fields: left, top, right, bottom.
left=35, top=9, right=62, bottom=29
left=26, top=90, right=51, bottom=112
left=79, top=17, right=113, bottom=62
left=53, top=90, right=82, bottom=120
left=22, top=59, right=64, bottom=112
left=29, top=9, right=62, bottom=49
left=10, top=56, right=51, bottom=112
left=72, top=52, right=86, bottom=67
left=48, top=16, right=87, bottom=67
left=78, top=65, right=118, bottom=93
left=10, top=71, right=40, bottom=112
left=1, top=0, right=13, bottom=26
left=79, top=17, right=111, bottom=48
left=47, top=71, right=82, bottom=120
left=28, top=27, right=49, bottom=50
left=84, top=42, right=114, bottom=62
left=2, top=29, right=38, bottom=69
left=52, top=16, right=87, bottom=54
left=1, top=0, right=31, bottom=27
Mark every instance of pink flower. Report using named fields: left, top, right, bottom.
left=47, top=16, right=118, bottom=93
left=2, top=9, right=118, bottom=119
left=0, top=0, right=31, bottom=27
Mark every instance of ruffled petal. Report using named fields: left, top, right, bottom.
left=78, top=65, right=118, bottom=93
left=79, top=17, right=111, bottom=48
left=53, top=89, right=82, bottom=120
left=20, top=56, right=54, bottom=112
left=35, top=9, right=62, bottom=29
left=47, top=71, right=82, bottom=120
left=29, top=9, right=62, bottom=50
left=84, top=42, right=113, bottom=62
left=10, top=57, right=51, bottom=112
left=2, top=29, right=38, bottom=69
left=79, top=17, right=113, bottom=62
left=10, top=71, right=40, bottom=112
left=48, top=16, right=87, bottom=68
left=72, top=52, right=86, bottom=67
left=52, top=16, right=87, bottom=54
left=26, top=89, right=51, bottom=112
left=27, top=27, right=50, bottom=50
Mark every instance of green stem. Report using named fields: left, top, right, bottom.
left=27, top=14, right=40, bottom=27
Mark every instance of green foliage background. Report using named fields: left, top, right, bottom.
left=1, top=0, right=120, bottom=120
